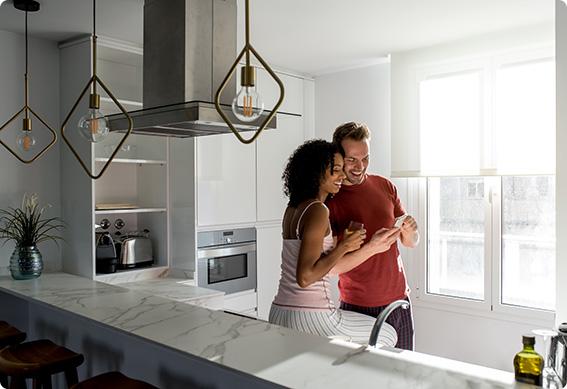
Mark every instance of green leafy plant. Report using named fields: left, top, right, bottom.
left=0, top=193, right=64, bottom=248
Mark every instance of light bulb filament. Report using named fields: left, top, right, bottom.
left=90, top=117, right=99, bottom=135
left=244, top=95, right=253, bottom=117
left=22, top=134, right=32, bottom=151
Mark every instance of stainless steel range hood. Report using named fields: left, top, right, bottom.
left=108, top=0, right=277, bottom=138
left=108, top=100, right=276, bottom=138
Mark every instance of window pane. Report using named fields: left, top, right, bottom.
left=495, top=59, right=555, bottom=174
left=501, top=176, right=555, bottom=310
left=420, top=71, right=482, bottom=174
left=427, top=177, right=485, bottom=300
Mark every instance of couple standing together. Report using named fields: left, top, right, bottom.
left=269, top=122, right=419, bottom=350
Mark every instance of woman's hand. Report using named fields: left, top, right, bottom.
left=339, top=228, right=366, bottom=253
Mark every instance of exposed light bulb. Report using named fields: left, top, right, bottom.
left=232, top=86, right=264, bottom=122
left=232, top=66, right=264, bottom=122
left=16, top=130, right=36, bottom=152
left=78, top=107, right=109, bottom=143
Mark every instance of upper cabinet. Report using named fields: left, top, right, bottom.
left=256, top=114, right=304, bottom=222
left=256, top=68, right=304, bottom=115
left=195, top=70, right=308, bottom=228
left=196, top=133, right=256, bottom=227
left=96, top=41, right=143, bottom=114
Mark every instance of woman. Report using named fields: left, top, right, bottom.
left=269, top=139, right=397, bottom=346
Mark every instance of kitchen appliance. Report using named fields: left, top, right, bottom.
left=95, top=232, right=118, bottom=274
left=116, top=230, right=154, bottom=269
left=107, top=0, right=281, bottom=138
left=548, top=324, right=567, bottom=386
left=197, top=227, right=256, bottom=294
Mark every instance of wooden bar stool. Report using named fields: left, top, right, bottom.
left=0, top=339, right=84, bottom=389
left=0, top=321, right=26, bottom=388
left=71, top=371, right=159, bottom=389
left=0, top=321, right=26, bottom=349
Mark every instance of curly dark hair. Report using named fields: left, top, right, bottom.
left=282, top=139, right=339, bottom=207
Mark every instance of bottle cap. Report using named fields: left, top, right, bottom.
left=522, top=335, right=536, bottom=346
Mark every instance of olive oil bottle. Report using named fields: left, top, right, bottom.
left=514, top=335, right=543, bottom=386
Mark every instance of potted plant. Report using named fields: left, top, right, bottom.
left=0, top=193, right=64, bottom=280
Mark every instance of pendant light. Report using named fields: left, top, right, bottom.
left=214, top=0, right=285, bottom=144
left=60, top=0, right=133, bottom=180
left=0, top=0, right=57, bottom=164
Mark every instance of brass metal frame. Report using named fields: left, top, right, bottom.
left=214, top=0, right=285, bottom=144
left=0, top=1, right=57, bottom=164
left=60, top=0, right=133, bottom=180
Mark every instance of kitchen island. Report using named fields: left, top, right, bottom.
left=0, top=273, right=533, bottom=388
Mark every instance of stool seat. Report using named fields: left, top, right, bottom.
left=0, top=339, right=84, bottom=388
left=71, top=372, right=158, bottom=389
left=0, top=322, right=26, bottom=349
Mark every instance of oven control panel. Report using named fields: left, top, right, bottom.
left=197, top=227, right=256, bottom=249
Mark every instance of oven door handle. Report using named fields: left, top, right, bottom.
left=197, top=242, right=256, bottom=259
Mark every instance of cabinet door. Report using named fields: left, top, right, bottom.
left=256, top=225, right=283, bottom=321
left=196, top=133, right=256, bottom=226
left=256, top=115, right=304, bottom=222
left=256, top=69, right=304, bottom=115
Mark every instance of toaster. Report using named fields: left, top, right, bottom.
left=117, top=236, right=154, bottom=268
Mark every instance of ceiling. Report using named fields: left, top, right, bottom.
left=0, top=0, right=554, bottom=76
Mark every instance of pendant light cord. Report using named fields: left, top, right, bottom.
left=245, top=0, right=250, bottom=67
left=24, top=8, right=29, bottom=119
left=92, top=0, right=97, bottom=95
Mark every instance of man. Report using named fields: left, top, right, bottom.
left=327, top=122, right=419, bottom=350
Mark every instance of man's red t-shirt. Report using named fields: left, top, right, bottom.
left=326, top=174, right=409, bottom=307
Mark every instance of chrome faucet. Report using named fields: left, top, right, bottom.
left=368, top=299, right=410, bottom=347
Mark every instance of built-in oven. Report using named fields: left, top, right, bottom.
left=196, top=227, right=256, bottom=295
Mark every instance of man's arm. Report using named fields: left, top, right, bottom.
left=329, top=227, right=400, bottom=275
left=399, top=215, right=419, bottom=248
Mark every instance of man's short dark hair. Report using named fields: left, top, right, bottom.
left=332, top=122, right=371, bottom=155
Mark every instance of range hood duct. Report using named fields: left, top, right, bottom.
left=108, top=0, right=276, bottom=138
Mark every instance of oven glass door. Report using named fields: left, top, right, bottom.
left=208, top=254, right=248, bottom=284
left=197, top=242, right=257, bottom=294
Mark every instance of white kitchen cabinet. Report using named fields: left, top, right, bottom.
left=60, top=37, right=170, bottom=282
left=196, top=133, right=256, bottom=227
left=224, top=289, right=258, bottom=319
left=256, top=225, right=283, bottom=321
left=256, top=69, right=304, bottom=115
left=256, top=114, right=304, bottom=222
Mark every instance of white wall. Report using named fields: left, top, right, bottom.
left=555, top=0, right=567, bottom=326
left=0, top=30, right=61, bottom=274
left=314, top=63, right=391, bottom=176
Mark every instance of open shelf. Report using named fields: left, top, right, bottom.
left=95, top=265, right=169, bottom=284
left=95, top=158, right=167, bottom=165
left=95, top=207, right=167, bottom=215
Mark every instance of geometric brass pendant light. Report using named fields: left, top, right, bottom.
left=60, top=0, right=133, bottom=180
left=0, top=0, right=57, bottom=163
left=214, top=0, right=285, bottom=145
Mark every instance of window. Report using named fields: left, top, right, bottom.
left=414, top=49, right=555, bottom=317
left=501, top=176, right=555, bottom=311
left=427, top=177, right=485, bottom=301
left=425, top=176, right=555, bottom=312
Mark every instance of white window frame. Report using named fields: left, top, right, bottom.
left=408, top=176, right=555, bottom=327
left=407, top=46, right=556, bottom=327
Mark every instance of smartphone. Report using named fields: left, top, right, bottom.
left=394, top=215, right=408, bottom=228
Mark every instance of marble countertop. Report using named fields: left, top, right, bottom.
left=0, top=273, right=533, bottom=389
left=117, top=278, right=223, bottom=302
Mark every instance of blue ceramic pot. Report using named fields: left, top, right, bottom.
left=9, top=245, right=43, bottom=280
